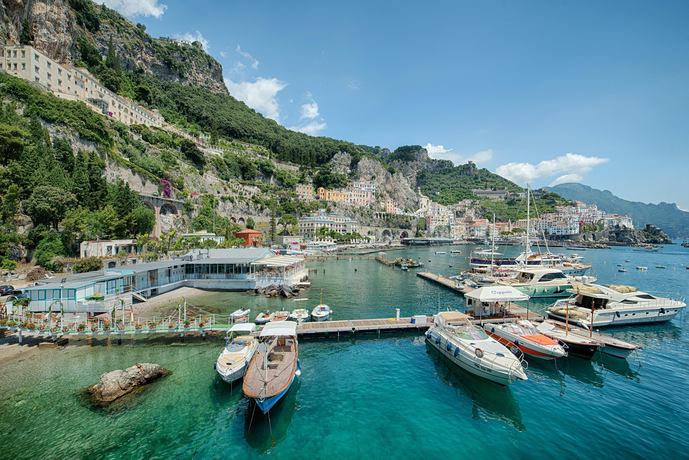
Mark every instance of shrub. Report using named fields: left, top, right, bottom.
left=73, top=256, right=103, bottom=273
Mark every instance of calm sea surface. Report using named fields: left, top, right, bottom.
left=1, top=244, right=688, bottom=459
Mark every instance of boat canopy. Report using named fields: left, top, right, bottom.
left=228, top=323, right=257, bottom=333
left=259, top=321, right=298, bottom=337
left=465, top=285, right=530, bottom=302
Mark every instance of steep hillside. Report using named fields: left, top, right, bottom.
left=387, top=145, right=568, bottom=220
left=1, top=0, right=226, bottom=93
left=0, top=0, right=369, bottom=167
left=549, top=183, right=689, bottom=239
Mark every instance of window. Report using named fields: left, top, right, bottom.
left=34, top=53, right=39, bottom=60
left=34, top=65, right=39, bottom=73
left=21, top=63, right=25, bottom=70
left=21, top=50, right=25, bottom=58
left=35, top=76, right=39, bottom=82
left=38, top=290, right=46, bottom=301
left=66, top=289, right=76, bottom=300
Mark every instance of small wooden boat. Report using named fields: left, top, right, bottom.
left=618, top=268, right=627, bottom=273
left=215, top=323, right=258, bottom=384
left=243, top=321, right=300, bottom=414
left=636, top=266, right=648, bottom=271
left=269, top=310, right=290, bottom=322
left=435, top=251, right=447, bottom=255
left=230, top=308, right=250, bottom=323
left=311, top=290, right=332, bottom=321
left=289, top=308, right=309, bottom=322
left=255, top=312, right=271, bottom=325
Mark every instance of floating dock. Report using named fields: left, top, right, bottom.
left=297, top=316, right=432, bottom=337
left=417, top=271, right=465, bottom=293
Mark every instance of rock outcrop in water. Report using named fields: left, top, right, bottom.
left=88, top=363, right=170, bottom=405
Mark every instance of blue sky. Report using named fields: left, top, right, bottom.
left=101, top=0, right=689, bottom=209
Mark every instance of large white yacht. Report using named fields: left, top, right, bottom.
left=547, top=284, right=686, bottom=327
left=498, top=267, right=590, bottom=299
left=425, top=311, right=528, bottom=385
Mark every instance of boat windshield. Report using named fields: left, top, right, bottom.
left=228, top=336, right=251, bottom=351
left=452, top=326, right=489, bottom=341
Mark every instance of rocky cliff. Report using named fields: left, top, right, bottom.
left=576, top=224, right=672, bottom=245
left=0, top=0, right=227, bottom=94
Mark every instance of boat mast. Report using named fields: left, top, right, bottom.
left=525, top=186, right=531, bottom=259
left=491, top=213, right=496, bottom=275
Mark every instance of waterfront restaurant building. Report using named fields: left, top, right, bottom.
left=17, top=249, right=307, bottom=315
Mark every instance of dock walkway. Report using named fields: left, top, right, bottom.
left=297, top=317, right=432, bottom=337
left=417, top=271, right=466, bottom=294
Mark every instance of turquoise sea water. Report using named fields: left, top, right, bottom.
left=1, top=244, right=689, bottom=459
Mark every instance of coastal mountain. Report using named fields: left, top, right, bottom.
left=548, top=183, right=689, bottom=239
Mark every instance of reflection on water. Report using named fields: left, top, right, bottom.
left=244, top=381, right=299, bottom=453
left=557, top=356, right=604, bottom=388
left=594, top=355, right=641, bottom=382
left=425, top=343, right=525, bottom=431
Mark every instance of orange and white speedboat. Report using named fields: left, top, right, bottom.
left=483, top=320, right=567, bottom=360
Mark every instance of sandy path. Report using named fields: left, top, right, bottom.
left=131, top=287, right=208, bottom=317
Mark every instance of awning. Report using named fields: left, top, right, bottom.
left=465, top=285, right=529, bottom=302
left=229, top=323, right=257, bottom=333
left=259, top=321, right=298, bottom=337
left=252, top=255, right=304, bottom=268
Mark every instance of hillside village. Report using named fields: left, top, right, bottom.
left=0, top=1, right=650, bottom=277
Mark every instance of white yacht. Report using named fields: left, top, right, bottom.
left=425, top=311, right=528, bottom=385
left=547, top=284, right=686, bottom=327
left=498, top=267, right=578, bottom=299
left=215, top=323, right=258, bottom=384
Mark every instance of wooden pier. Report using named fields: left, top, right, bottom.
left=297, top=316, right=432, bottom=337
left=417, top=271, right=465, bottom=294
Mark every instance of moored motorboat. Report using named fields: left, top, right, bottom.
left=535, top=320, right=602, bottom=359
left=546, top=283, right=686, bottom=327
left=498, top=267, right=578, bottom=299
left=289, top=308, right=309, bottom=322
left=483, top=320, right=567, bottom=360
left=311, top=304, right=331, bottom=321
left=230, top=308, right=250, bottom=324
left=425, top=311, right=528, bottom=385
left=215, top=323, right=258, bottom=384
left=255, top=312, right=271, bottom=325
left=269, top=310, right=290, bottom=322
left=243, top=321, right=300, bottom=414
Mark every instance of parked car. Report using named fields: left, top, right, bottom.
left=0, top=285, right=15, bottom=296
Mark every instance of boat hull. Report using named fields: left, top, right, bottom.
left=425, top=332, right=520, bottom=386
left=254, top=362, right=300, bottom=414
left=516, top=283, right=572, bottom=299
left=217, top=363, right=247, bottom=384
left=547, top=307, right=683, bottom=328
left=311, top=314, right=329, bottom=321
left=484, top=328, right=565, bottom=360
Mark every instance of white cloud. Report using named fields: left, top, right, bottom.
left=496, top=153, right=608, bottom=186
left=236, top=45, right=259, bottom=70
left=425, top=144, right=493, bottom=166
left=290, top=120, right=327, bottom=135
left=97, top=0, right=167, bottom=17
left=173, top=31, right=209, bottom=51
left=225, top=77, right=287, bottom=121
left=549, top=173, right=584, bottom=186
left=424, top=143, right=452, bottom=155
left=300, top=101, right=319, bottom=120
left=220, top=51, right=228, bottom=59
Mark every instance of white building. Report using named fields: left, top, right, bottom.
left=80, top=239, right=138, bottom=258
left=299, top=212, right=358, bottom=239
left=180, top=230, right=225, bottom=244
left=0, top=45, right=163, bottom=127
left=603, top=214, right=634, bottom=229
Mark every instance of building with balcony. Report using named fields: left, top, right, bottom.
left=0, top=45, right=163, bottom=127
left=17, top=249, right=307, bottom=315
left=299, top=212, right=358, bottom=239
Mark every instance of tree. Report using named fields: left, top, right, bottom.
left=33, top=229, right=65, bottom=270
left=19, top=19, right=33, bottom=45
left=269, top=209, right=277, bottom=244
left=278, top=214, right=298, bottom=235
left=22, top=186, right=77, bottom=228
left=246, top=217, right=255, bottom=229
left=73, top=256, right=103, bottom=273
left=180, top=139, right=205, bottom=168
